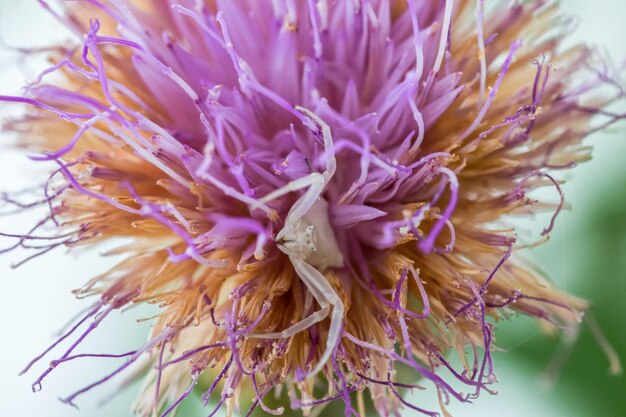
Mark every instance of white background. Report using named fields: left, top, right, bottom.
left=0, top=1, right=624, bottom=416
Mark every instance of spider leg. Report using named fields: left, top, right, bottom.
left=249, top=258, right=330, bottom=339
left=282, top=174, right=325, bottom=227
left=292, top=259, right=344, bottom=379
left=295, top=106, right=337, bottom=180
left=257, top=172, right=325, bottom=207
left=261, top=108, right=335, bottom=235
left=248, top=303, right=329, bottom=339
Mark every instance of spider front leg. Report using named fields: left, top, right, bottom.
left=255, top=172, right=325, bottom=223
left=276, top=173, right=325, bottom=242
left=253, top=105, right=335, bottom=223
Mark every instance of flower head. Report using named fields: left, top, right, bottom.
left=1, top=0, right=623, bottom=416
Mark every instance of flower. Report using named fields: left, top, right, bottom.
left=0, top=0, right=623, bottom=416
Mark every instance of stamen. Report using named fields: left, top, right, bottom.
left=434, top=0, right=455, bottom=73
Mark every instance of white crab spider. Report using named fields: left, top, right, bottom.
left=250, top=106, right=344, bottom=379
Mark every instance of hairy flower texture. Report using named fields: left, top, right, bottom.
left=1, top=0, right=624, bottom=416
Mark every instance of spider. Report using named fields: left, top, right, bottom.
left=250, top=107, right=345, bottom=379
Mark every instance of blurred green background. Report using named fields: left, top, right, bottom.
left=0, top=1, right=625, bottom=416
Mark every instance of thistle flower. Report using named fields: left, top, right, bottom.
left=0, top=0, right=623, bottom=416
